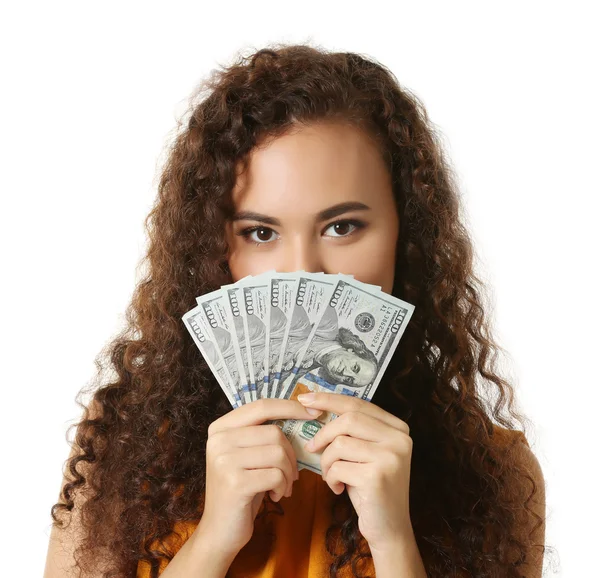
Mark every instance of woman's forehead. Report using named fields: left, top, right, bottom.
left=230, top=123, right=392, bottom=215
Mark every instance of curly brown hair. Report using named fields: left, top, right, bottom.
left=50, top=42, right=553, bottom=577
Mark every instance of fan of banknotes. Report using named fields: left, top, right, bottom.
left=182, top=271, right=415, bottom=474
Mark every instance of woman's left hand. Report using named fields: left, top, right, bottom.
left=297, top=391, right=414, bottom=552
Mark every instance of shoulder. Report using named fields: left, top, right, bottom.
left=514, top=434, right=544, bottom=488
left=493, top=426, right=546, bottom=577
left=491, top=425, right=545, bottom=503
left=492, top=426, right=544, bottom=483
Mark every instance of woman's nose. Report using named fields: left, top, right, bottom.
left=282, top=238, right=323, bottom=273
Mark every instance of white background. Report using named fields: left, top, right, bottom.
left=1, top=1, right=596, bottom=576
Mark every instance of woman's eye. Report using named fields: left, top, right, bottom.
left=323, top=220, right=364, bottom=238
left=238, top=226, right=278, bottom=245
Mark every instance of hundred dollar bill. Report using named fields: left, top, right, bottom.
left=196, top=290, right=252, bottom=405
left=278, top=279, right=415, bottom=473
left=238, top=272, right=272, bottom=400
left=222, top=282, right=257, bottom=402
left=272, top=273, right=339, bottom=399
left=182, top=304, right=243, bottom=408
left=266, top=273, right=300, bottom=399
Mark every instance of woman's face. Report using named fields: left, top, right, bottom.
left=225, top=121, right=399, bottom=294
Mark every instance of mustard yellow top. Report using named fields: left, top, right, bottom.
left=136, top=466, right=369, bottom=578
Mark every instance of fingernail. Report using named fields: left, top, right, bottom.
left=298, top=393, right=316, bottom=404
left=305, top=407, right=322, bottom=416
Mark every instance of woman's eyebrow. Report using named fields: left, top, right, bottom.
left=232, top=201, right=371, bottom=225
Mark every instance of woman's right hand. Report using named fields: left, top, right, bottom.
left=195, top=398, right=323, bottom=558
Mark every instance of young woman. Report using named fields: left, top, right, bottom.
left=44, top=44, right=546, bottom=578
